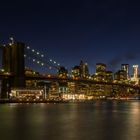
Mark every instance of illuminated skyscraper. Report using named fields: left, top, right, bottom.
left=121, top=64, right=129, bottom=79
left=96, top=63, right=106, bottom=73
left=131, top=65, right=139, bottom=85
left=94, top=63, right=107, bottom=81
left=133, top=65, right=138, bottom=79
left=72, top=66, right=80, bottom=78
left=114, top=70, right=127, bottom=81
left=79, top=60, right=89, bottom=78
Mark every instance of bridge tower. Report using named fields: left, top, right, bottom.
left=1, top=40, right=25, bottom=98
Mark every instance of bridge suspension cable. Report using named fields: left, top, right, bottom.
left=24, top=45, right=61, bottom=72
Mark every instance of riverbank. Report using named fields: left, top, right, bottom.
left=0, top=99, right=69, bottom=104
left=0, top=98, right=140, bottom=104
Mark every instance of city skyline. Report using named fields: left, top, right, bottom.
left=0, top=40, right=139, bottom=76
left=1, top=0, right=140, bottom=73
left=1, top=1, right=140, bottom=139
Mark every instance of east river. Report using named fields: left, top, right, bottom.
left=0, top=101, right=140, bottom=140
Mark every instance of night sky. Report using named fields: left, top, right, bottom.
left=1, top=0, right=140, bottom=74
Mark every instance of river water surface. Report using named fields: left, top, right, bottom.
left=0, top=101, right=140, bottom=140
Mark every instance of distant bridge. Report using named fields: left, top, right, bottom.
left=0, top=39, right=140, bottom=99
left=1, top=72, right=139, bottom=90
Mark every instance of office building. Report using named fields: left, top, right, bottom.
left=79, top=60, right=89, bottom=78
left=121, top=64, right=129, bottom=79
left=96, top=63, right=106, bottom=73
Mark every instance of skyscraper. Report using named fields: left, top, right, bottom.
left=133, top=65, right=138, bottom=79
left=96, top=63, right=106, bottom=73
left=121, top=64, right=129, bottom=79
left=131, top=65, right=139, bottom=85
left=71, top=66, right=80, bottom=78
left=79, top=60, right=89, bottom=78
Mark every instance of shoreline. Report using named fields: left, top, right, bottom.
left=0, top=98, right=140, bottom=104
left=0, top=99, right=69, bottom=104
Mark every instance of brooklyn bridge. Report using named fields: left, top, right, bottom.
left=0, top=39, right=140, bottom=101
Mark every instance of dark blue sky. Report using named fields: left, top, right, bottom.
left=1, top=0, right=140, bottom=74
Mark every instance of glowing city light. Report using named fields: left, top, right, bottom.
left=27, top=46, right=30, bottom=49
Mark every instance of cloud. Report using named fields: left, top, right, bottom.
left=124, top=52, right=138, bottom=60
left=108, top=51, right=139, bottom=72
left=108, top=57, right=123, bottom=72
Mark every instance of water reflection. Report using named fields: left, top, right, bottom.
left=0, top=101, right=140, bottom=140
